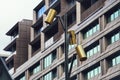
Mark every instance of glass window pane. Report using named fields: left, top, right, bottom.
left=91, top=70, right=94, bottom=78
left=93, top=47, right=97, bottom=54
left=37, top=5, right=46, bottom=18
left=96, top=24, right=100, bottom=31
left=112, top=58, right=116, bottom=66
left=69, top=45, right=74, bottom=51
left=114, top=10, right=119, bottom=19
left=87, top=72, right=90, bottom=79
left=111, top=36, right=115, bottom=43
left=115, top=33, right=119, bottom=41
left=119, top=9, right=120, bottom=16
left=89, top=29, right=93, bottom=36
left=97, top=45, right=100, bottom=52
left=93, top=26, right=96, bottom=33
left=87, top=51, right=90, bottom=58
left=94, top=68, right=98, bottom=75
left=86, top=32, right=89, bottom=38
left=73, top=59, right=77, bottom=67
left=116, top=56, right=120, bottom=64
left=98, top=66, right=101, bottom=74
left=90, top=49, right=93, bottom=56
left=110, top=14, right=114, bottom=21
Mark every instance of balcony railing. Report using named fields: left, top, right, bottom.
left=8, top=35, right=19, bottom=45
left=45, top=37, right=54, bottom=48
left=6, top=51, right=16, bottom=61
left=11, top=34, right=19, bottom=40
left=81, top=0, right=105, bottom=20
left=49, top=0, right=58, bottom=6
left=9, top=67, right=14, bottom=75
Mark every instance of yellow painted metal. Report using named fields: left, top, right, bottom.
left=68, top=30, right=76, bottom=45
left=45, top=9, right=57, bottom=24
left=75, top=45, right=87, bottom=61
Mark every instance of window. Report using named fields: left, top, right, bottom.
left=86, top=44, right=100, bottom=58
left=11, top=30, right=19, bottom=40
left=43, top=68, right=57, bottom=80
left=110, top=32, right=120, bottom=44
left=81, top=0, right=99, bottom=10
left=34, top=22, right=43, bottom=37
left=110, top=75, right=120, bottom=80
left=31, top=39, right=40, bottom=54
left=107, top=8, right=120, bottom=22
left=29, top=62, right=40, bottom=76
left=86, top=66, right=101, bottom=80
left=43, top=50, right=57, bottom=69
left=44, top=21, right=58, bottom=48
left=68, top=58, right=77, bottom=69
left=112, top=55, right=120, bottom=66
left=20, top=76, right=25, bottom=80
left=37, top=5, right=46, bottom=19
left=49, top=0, right=57, bottom=6
left=44, top=72, right=52, bottom=80
left=85, top=41, right=100, bottom=58
left=67, top=8, right=76, bottom=26
left=71, top=75, right=77, bottom=80
left=83, top=21, right=100, bottom=39
left=68, top=44, right=75, bottom=51
left=66, top=0, right=75, bottom=6
left=44, top=54, right=52, bottom=69
left=106, top=3, right=120, bottom=23
left=15, top=73, right=26, bottom=80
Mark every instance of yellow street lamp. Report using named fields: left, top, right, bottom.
left=45, top=8, right=87, bottom=80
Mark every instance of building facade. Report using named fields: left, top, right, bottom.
left=4, top=19, right=32, bottom=75
left=4, top=0, right=120, bottom=80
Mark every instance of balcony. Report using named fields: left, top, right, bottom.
left=10, top=34, right=19, bottom=43
left=30, top=35, right=41, bottom=55
left=6, top=51, right=16, bottom=63
left=9, top=67, right=14, bottom=75
left=81, top=0, right=105, bottom=20
left=49, top=0, right=58, bottom=6
left=45, top=37, right=54, bottom=48
left=43, top=20, right=58, bottom=48
left=34, top=1, right=46, bottom=20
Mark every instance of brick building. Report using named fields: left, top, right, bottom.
left=4, top=0, right=120, bottom=80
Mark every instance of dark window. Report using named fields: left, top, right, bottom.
left=49, top=0, right=57, bottom=6
left=43, top=50, right=57, bottom=69
left=66, top=0, right=75, bottom=6
left=32, top=40, right=40, bottom=54
left=84, top=41, right=100, bottom=58
left=43, top=68, right=57, bottom=80
left=81, top=0, right=98, bottom=10
left=44, top=22, right=58, bottom=48
left=105, top=3, right=120, bottom=23
left=37, top=4, right=46, bottom=19
left=71, top=75, right=77, bottom=80
left=15, top=73, right=25, bottom=80
left=7, top=59, right=14, bottom=70
left=107, top=51, right=120, bottom=67
left=29, top=62, right=40, bottom=76
left=67, top=9, right=76, bottom=26
left=105, top=27, right=120, bottom=45
left=82, top=20, right=100, bottom=39
left=110, top=75, right=120, bottom=80
left=83, top=63, right=101, bottom=80
left=34, top=22, right=43, bottom=37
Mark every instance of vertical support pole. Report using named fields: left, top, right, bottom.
left=64, top=14, right=69, bottom=80
left=68, top=54, right=76, bottom=80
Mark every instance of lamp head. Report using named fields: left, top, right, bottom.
left=75, top=45, right=87, bottom=61
left=68, top=30, right=76, bottom=45
left=45, top=9, right=57, bottom=24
